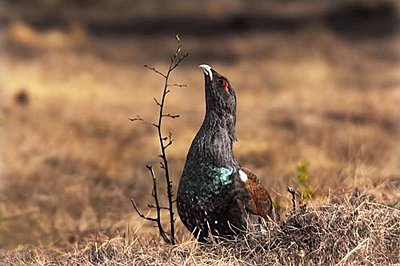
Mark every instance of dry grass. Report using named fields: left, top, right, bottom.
left=1, top=192, right=399, bottom=265
left=0, top=1, right=400, bottom=264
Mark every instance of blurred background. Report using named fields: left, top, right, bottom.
left=0, top=0, right=399, bottom=249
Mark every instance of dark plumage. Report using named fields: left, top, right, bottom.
left=177, top=64, right=276, bottom=241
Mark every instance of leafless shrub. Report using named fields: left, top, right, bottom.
left=129, top=35, right=189, bottom=245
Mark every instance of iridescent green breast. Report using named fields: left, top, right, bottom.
left=177, top=159, right=237, bottom=208
left=180, top=159, right=236, bottom=192
left=205, top=164, right=235, bottom=190
left=177, top=158, right=247, bottom=241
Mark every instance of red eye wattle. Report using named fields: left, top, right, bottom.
left=222, top=80, right=229, bottom=91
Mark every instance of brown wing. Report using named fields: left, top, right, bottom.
left=240, top=167, right=275, bottom=221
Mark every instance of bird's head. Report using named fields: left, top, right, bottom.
left=199, top=64, right=236, bottom=116
left=199, top=64, right=237, bottom=142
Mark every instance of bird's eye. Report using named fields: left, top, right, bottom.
left=221, top=80, right=229, bottom=91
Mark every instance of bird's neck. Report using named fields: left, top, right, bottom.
left=190, top=110, right=238, bottom=168
left=205, top=109, right=237, bottom=140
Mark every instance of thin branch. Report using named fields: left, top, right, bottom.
left=144, top=64, right=166, bottom=78
left=167, top=83, right=188, bottom=88
left=162, top=114, right=180, bottom=119
left=153, top=38, right=189, bottom=245
left=130, top=199, right=157, bottom=222
left=130, top=36, right=188, bottom=245
left=164, top=141, right=173, bottom=149
left=170, top=52, right=189, bottom=71
left=146, top=165, right=171, bottom=244
left=163, top=132, right=174, bottom=149
left=129, top=115, right=158, bottom=128
left=153, top=97, right=161, bottom=106
left=288, top=187, right=297, bottom=212
left=148, top=204, right=170, bottom=210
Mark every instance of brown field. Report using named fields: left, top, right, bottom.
left=1, top=0, right=400, bottom=264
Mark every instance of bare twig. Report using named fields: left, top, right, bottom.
left=146, top=165, right=170, bottom=244
left=288, top=187, right=297, bottom=212
left=129, top=115, right=157, bottom=128
left=144, top=64, right=166, bottom=78
left=130, top=199, right=157, bottom=222
left=153, top=97, right=161, bottom=106
left=148, top=204, right=170, bottom=210
left=167, top=83, right=188, bottom=88
left=130, top=35, right=188, bottom=245
left=162, top=114, right=180, bottom=119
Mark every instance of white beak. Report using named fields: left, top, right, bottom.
left=198, top=64, right=213, bottom=81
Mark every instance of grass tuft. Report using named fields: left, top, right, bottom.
left=1, top=192, right=399, bottom=265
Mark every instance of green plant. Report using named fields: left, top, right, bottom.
left=296, top=160, right=315, bottom=199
